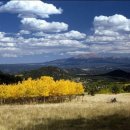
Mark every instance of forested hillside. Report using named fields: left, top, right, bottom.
left=0, top=71, right=22, bottom=84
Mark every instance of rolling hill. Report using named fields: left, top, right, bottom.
left=22, top=66, right=71, bottom=80
left=103, top=69, right=130, bottom=78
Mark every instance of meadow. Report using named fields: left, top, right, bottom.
left=0, top=93, right=130, bottom=130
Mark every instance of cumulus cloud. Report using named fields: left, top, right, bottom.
left=1, top=13, right=130, bottom=58
left=16, top=30, right=31, bottom=36
left=0, top=32, right=5, bottom=38
left=19, top=30, right=30, bottom=35
left=0, top=0, right=62, bottom=18
left=86, top=14, right=130, bottom=51
left=70, top=14, right=130, bottom=55
left=60, top=30, right=86, bottom=39
left=0, top=0, right=86, bottom=58
left=33, top=30, right=86, bottom=40
left=0, top=31, right=86, bottom=57
left=21, top=18, right=68, bottom=33
left=94, top=14, right=130, bottom=35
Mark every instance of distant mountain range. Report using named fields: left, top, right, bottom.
left=1, top=56, right=130, bottom=74
left=44, top=56, right=130, bottom=68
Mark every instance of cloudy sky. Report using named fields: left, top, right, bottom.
left=0, top=0, right=130, bottom=64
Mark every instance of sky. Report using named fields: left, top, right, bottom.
left=0, top=0, right=130, bottom=64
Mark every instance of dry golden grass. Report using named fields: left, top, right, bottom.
left=0, top=93, right=130, bottom=130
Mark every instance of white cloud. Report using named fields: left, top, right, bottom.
left=21, top=18, right=68, bottom=32
left=95, top=30, right=119, bottom=36
left=0, top=31, right=86, bottom=57
left=0, top=0, right=62, bottom=18
left=0, top=32, right=5, bottom=38
left=34, top=30, right=86, bottom=40
left=19, top=30, right=30, bottom=35
left=63, top=30, right=86, bottom=39
left=17, top=37, right=85, bottom=48
left=94, top=14, right=130, bottom=35
left=0, top=42, right=15, bottom=47
left=67, top=51, right=90, bottom=55
left=0, top=1, right=86, bottom=58
left=1, top=13, right=130, bottom=58
left=70, top=14, right=130, bottom=56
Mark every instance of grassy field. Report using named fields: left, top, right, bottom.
left=0, top=94, right=130, bottom=130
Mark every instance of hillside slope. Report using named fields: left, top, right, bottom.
left=22, top=66, right=71, bottom=80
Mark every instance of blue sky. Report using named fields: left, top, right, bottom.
left=0, top=0, right=130, bottom=64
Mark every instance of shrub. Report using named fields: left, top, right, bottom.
left=111, top=85, right=122, bottom=94
left=98, top=88, right=111, bottom=94
left=123, top=85, right=130, bottom=92
left=87, top=86, right=98, bottom=96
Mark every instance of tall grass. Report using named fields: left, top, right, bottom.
left=0, top=94, right=130, bottom=130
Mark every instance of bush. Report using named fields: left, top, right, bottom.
left=98, top=88, right=111, bottom=94
left=111, top=85, right=122, bottom=94
left=87, top=86, right=98, bottom=96
left=123, top=85, right=130, bottom=92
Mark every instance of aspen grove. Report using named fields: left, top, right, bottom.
left=0, top=76, right=84, bottom=100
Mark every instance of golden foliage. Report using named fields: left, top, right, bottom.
left=0, top=76, right=84, bottom=99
